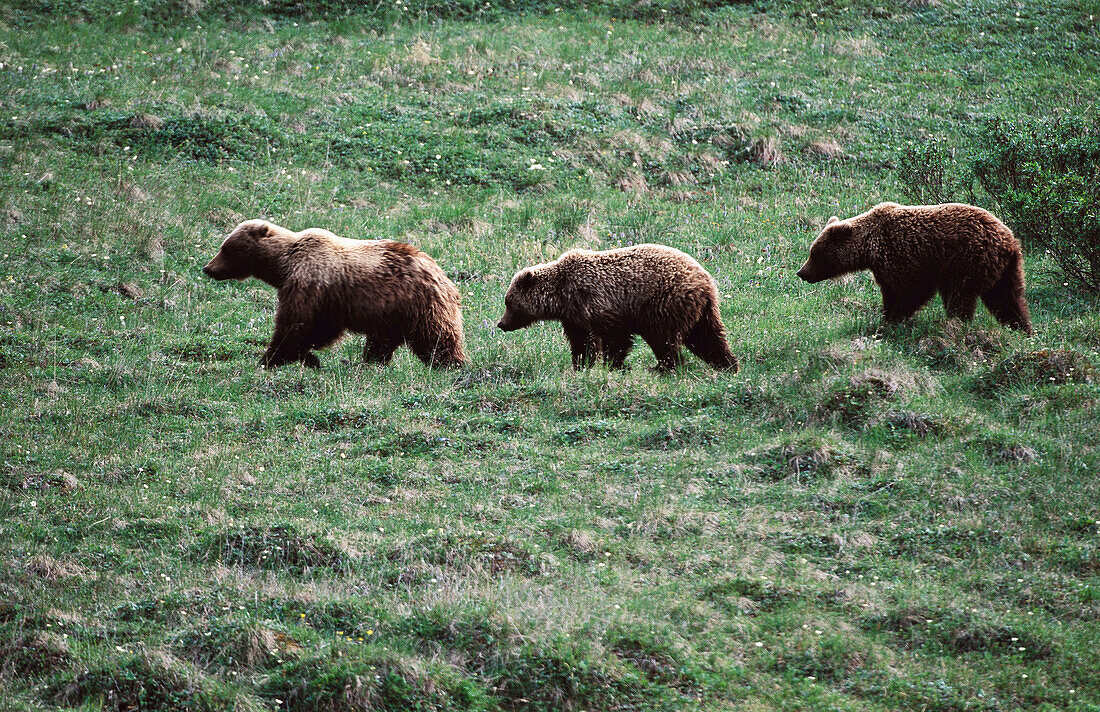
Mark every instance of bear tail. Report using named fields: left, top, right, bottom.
left=981, top=251, right=1033, bottom=334
left=684, top=297, right=740, bottom=372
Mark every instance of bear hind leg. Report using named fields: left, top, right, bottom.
left=684, top=303, right=739, bottom=371
left=981, top=256, right=1033, bottom=333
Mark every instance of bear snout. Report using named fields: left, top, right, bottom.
left=202, top=259, right=231, bottom=280
left=796, top=264, right=821, bottom=283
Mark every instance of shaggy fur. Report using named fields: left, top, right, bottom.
left=796, top=202, right=1032, bottom=333
left=203, top=220, right=467, bottom=369
left=498, top=244, right=739, bottom=371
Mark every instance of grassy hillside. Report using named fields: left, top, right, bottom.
left=1, top=1, right=1098, bottom=710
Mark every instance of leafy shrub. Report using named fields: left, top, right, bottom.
left=895, top=135, right=970, bottom=205
left=972, top=115, right=1100, bottom=293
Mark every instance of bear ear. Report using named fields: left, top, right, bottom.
left=827, top=216, right=839, bottom=225
left=515, top=268, right=535, bottom=287
left=829, top=223, right=853, bottom=241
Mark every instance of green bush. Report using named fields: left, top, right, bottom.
left=895, top=135, right=971, bottom=206
left=972, top=115, right=1100, bottom=293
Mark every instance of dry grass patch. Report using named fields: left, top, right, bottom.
left=834, top=36, right=884, bottom=57
left=129, top=113, right=165, bottom=131
left=749, top=136, right=784, bottom=166
left=806, top=138, right=845, bottom=158
left=23, top=555, right=84, bottom=581
left=614, top=171, right=650, bottom=194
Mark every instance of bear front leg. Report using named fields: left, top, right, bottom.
left=940, top=286, right=978, bottom=322
left=880, top=283, right=936, bottom=324
left=600, top=333, right=633, bottom=369
left=642, top=332, right=685, bottom=372
left=363, top=331, right=401, bottom=365
left=262, top=300, right=319, bottom=369
left=563, top=323, right=600, bottom=369
left=980, top=257, right=1033, bottom=333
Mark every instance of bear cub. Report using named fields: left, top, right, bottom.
left=498, top=244, right=739, bottom=372
left=796, top=202, right=1032, bottom=333
left=203, top=220, right=467, bottom=369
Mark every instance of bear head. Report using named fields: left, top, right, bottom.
left=202, top=220, right=274, bottom=281
left=497, top=267, right=557, bottom=331
left=796, top=215, right=861, bottom=283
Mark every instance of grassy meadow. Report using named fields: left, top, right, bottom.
left=1, top=0, right=1099, bottom=709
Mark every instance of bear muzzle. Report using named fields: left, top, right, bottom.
left=796, top=263, right=822, bottom=283
left=202, top=259, right=234, bottom=281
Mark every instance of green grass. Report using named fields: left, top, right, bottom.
left=1, top=1, right=1099, bottom=710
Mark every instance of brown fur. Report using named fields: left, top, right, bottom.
left=498, top=244, right=739, bottom=372
left=203, top=220, right=467, bottom=369
left=796, top=202, right=1032, bottom=333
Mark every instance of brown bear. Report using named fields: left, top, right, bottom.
left=796, top=202, right=1032, bottom=333
left=497, top=244, right=739, bottom=372
left=203, top=220, right=467, bottom=369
